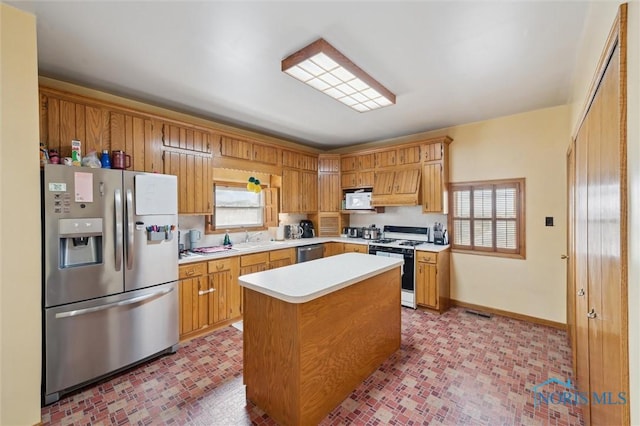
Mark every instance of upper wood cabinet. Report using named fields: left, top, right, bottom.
left=162, top=123, right=213, bottom=214
left=219, top=136, right=278, bottom=165
left=374, top=146, right=421, bottom=168
left=372, top=167, right=421, bottom=206
left=318, top=154, right=341, bottom=212
left=422, top=139, right=450, bottom=214
left=341, top=153, right=374, bottom=172
left=282, top=150, right=318, bottom=171
left=318, top=156, right=340, bottom=173
left=282, top=151, right=319, bottom=214
left=39, top=92, right=108, bottom=159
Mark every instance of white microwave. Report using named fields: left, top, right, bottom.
left=345, top=192, right=372, bottom=210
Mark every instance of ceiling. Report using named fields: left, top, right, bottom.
left=11, top=1, right=589, bottom=149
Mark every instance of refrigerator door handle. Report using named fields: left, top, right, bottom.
left=126, top=188, right=134, bottom=270
left=114, top=189, right=123, bottom=271
left=54, top=287, right=174, bottom=319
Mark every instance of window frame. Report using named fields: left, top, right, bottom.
left=449, top=178, right=526, bottom=259
left=205, top=181, right=267, bottom=234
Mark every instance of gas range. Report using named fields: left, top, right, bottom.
left=368, top=226, right=431, bottom=310
left=368, top=226, right=431, bottom=249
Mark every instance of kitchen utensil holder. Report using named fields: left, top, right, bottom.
left=147, top=230, right=173, bottom=241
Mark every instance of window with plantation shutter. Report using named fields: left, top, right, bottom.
left=450, top=178, right=525, bottom=258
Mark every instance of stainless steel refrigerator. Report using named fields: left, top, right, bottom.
left=42, top=164, right=179, bottom=404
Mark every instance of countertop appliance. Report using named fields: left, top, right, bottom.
left=345, top=191, right=372, bottom=210
left=297, top=244, right=324, bottom=263
left=41, top=165, right=179, bottom=404
left=361, top=225, right=381, bottom=240
left=367, top=226, right=431, bottom=309
left=299, top=220, right=315, bottom=238
left=433, top=222, right=448, bottom=245
left=344, top=227, right=362, bottom=238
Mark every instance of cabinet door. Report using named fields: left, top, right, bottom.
left=344, top=243, right=367, bottom=254
left=300, top=171, right=318, bottom=212
left=281, top=168, right=301, bottom=213
left=358, top=170, right=375, bottom=188
left=269, top=248, right=296, bottom=268
left=263, top=187, right=279, bottom=228
left=422, top=163, right=443, bottom=213
left=341, top=156, right=357, bottom=172
left=358, top=153, right=375, bottom=170
left=179, top=276, right=201, bottom=337
left=209, top=258, right=240, bottom=321
left=253, top=143, right=278, bottom=165
left=423, top=142, right=443, bottom=162
left=416, top=261, right=438, bottom=309
left=318, top=173, right=340, bottom=211
left=341, top=172, right=357, bottom=189
left=164, top=150, right=212, bottom=214
left=323, top=242, right=344, bottom=257
left=109, top=111, right=146, bottom=171
left=393, top=168, right=421, bottom=194
left=319, top=156, right=340, bottom=173
left=397, top=146, right=421, bottom=165
left=373, top=171, right=395, bottom=195
left=221, top=136, right=252, bottom=160
left=374, top=150, right=396, bottom=168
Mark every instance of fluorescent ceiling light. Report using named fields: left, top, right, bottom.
left=282, top=38, right=396, bottom=113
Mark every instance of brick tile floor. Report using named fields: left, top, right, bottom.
left=41, top=307, right=583, bottom=425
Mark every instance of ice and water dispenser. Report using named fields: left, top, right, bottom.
left=58, top=218, right=103, bottom=268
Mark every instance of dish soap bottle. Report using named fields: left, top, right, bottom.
left=223, top=230, right=231, bottom=246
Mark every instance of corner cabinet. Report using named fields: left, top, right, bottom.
left=281, top=150, right=318, bottom=214
left=422, top=138, right=451, bottom=213
left=415, top=250, right=450, bottom=313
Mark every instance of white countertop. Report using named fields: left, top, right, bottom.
left=238, top=253, right=404, bottom=304
left=178, top=237, right=449, bottom=265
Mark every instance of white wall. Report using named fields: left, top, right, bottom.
left=0, top=4, right=42, bottom=425
left=569, top=2, right=639, bottom=423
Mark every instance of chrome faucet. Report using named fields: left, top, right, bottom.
left=245, top=230, right=264, bottom=243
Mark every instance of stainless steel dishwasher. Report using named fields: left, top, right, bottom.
left=297, top=244, right=324, bottom=263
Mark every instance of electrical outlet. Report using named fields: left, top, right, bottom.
left=545, top=216, right=554, bottom=226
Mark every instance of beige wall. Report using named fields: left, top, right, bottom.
left=569, top=2, right=639, bottom=423
left=0, top=4, right=42, bottom=425
left=434, top=106, right=570, bottom=324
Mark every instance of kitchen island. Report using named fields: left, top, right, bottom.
left=239, top=253, right=403, bottom=426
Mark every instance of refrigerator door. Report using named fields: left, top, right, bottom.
left=43, top=165, right=124, bottom=307
left=123, top=171, right=178, bottom=291
left=44, top=281, right=178, bottom=403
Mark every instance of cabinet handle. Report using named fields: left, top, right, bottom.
left=561, top=254, right=569, bottom=259
left=186, top=270, right=195, bottom=276
left=216, top=263, right=224, bottom=270
left=198, top=288, right=216, bottom=296
left=587, top=308, right=597, bottom=319
left=577, top=288, right=585, bottom=296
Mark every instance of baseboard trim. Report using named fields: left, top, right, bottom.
left=450, top=299, right=567, bottom=330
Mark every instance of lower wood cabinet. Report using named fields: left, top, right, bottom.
left=268, top=248, right=296, bottom=269
left=178, top=257, right=240, bottom=341
left=323, top=242, right=344, bottom=257
left=415, top=250, right=450, bottom=313
left=343, top=243, right=368, bottom=254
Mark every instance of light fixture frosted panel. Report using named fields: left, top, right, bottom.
left=282, top=38, right=396, bottom=113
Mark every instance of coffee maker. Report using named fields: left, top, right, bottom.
left=299, top=220, right=315, bottom=238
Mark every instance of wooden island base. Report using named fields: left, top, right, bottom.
left=243, top=267, right=401, bottom=426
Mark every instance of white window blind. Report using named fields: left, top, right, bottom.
left=214, top=185, right=264, bottom=229
left=450, top=179, right=524, bottom=257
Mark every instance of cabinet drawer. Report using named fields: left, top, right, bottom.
left=179, top=262, right=206, bottom=279
left=241, top=252, right=270, bottom=267
left=269, top=248, right=295, bottom=262
left=417, top=251, right=437, bottom=264
left=208, top=258, right=235, bottom=273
